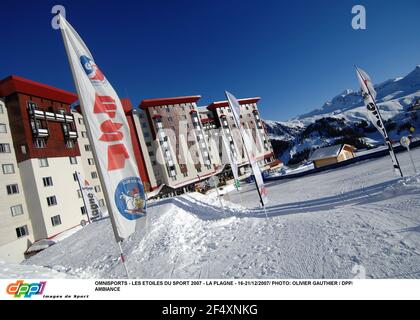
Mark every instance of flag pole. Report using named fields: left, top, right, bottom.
left=58, top=15, right=130, bottom=278
left=355, top=66, right=404, bottom=178
left=117, top=241, right=130, bottom=278
left=407, top=145, right=417, bottom=175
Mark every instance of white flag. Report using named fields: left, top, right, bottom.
left=222, top=134, right=240, bottom=189
left=76, top=172, right=104, bottom=221
left=225, top=91, right=268, bottom=206
left=356, top=67, right=377, bottom=99
left=355, top=66, right=403, bottom=177
left=355, top=66, right=386, bottom=138
left=59, top=15, right=146, bottom=240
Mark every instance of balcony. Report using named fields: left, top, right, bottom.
left=67, top=131, right=78, bottom=139
left=33, top=128, right=49, bottom=138
left=62, top=124, right=78, bottom=139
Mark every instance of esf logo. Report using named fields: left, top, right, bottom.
left=115, top=177, right=146, bottom=220
left=6, top=280, right=46, bottom=298
left=80, top=55, right=105, bottom=84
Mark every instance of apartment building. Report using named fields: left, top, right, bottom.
left=131, top=95, right=275, bottom=195
left=135, top=96, right=220, bottom=194
left=0, top=76, right=108, bottom=262
left=0, top=98, right=34, bottom=262
left=207, top=97, right=275, bottom=173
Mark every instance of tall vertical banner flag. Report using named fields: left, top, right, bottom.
left=222, top=134, right=240, bottom=189
left=59, top=15, right=146, bottom=240
left=355, top=66, right=403, bottom=177
left=225, top=91, right=268, bottom=206
left=75, top=172, right=104, bottom=221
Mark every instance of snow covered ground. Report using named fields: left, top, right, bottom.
left=9, top=148, right=420, bottom=279
left=0, top=261, right=74, bottom=279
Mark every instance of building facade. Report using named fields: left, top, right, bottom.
left=0, top=76, right=107, bottom=262
left=0, top=98, right=34, bottom=262
left=131, top=95, right=275, bottom=195
left=207, top=97, right=275, bottom=173
left=135, top=96, right=219, bottom=194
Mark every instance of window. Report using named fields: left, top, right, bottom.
left=148, top=151, right=154, bottom=156
left=34, top=139, right=46, bottom=148
left=69, top=156, right=77, bottom=164
left=94, top=185, right=101, bottom=193
left=39, top=158, right=49, bottom=167
left=47, top=196, right=57, bottom=206
left=2, top=164, right=14, bottom=174
left=168, top=116, right=173, bottom=122
left=146, top=142, right=152, bottom=147
left=43, top=177, right=53, bottom=187
left=81, top=131, right=87, bottom=138
left=91, top=171, right=98, bottom=179
left=6, top=184, right=19, bottom=195
left=77, top=190, right=82, bottom=198
left=0, top=123, right=7, bottom=133
left=98, top=199, right=105, bottom=207
left=21, top=145, right=27, bottom=154
left=78, top=118, right=84, bottom=125
left=0, top=143, right=11, bottom=153
left=11, top=204, right=23, bottom=217
left=142, top=122, right=148, bottom=128
left=144, top=132, right=150, bottom=138
left=51, top=215, right=62, bottom=227
left=85, top=145, right=91, bottom=152
left=81, top=206, right=87, bottom=215
left=66, top=140, right=75, bottom=148
left=73, top=172, right=78, bottom=181
left=16, top=225, right=29, bottom=238
left=88, top=158, right=95, bottom=165
left=0, top=104, right=3, bottom=114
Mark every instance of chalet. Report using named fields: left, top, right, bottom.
left=309, top=144, right=356, bottom=169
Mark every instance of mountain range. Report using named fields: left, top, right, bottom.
left=264, top=66, right=420, bottom=164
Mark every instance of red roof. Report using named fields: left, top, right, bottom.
left=139, top=95, right=201, bottom=109
left=207, top=97, right=261, bottom=110
left=0, top=75, right=77, bottom=104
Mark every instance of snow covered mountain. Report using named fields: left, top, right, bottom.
left=266, top=66, right=420, bottom=164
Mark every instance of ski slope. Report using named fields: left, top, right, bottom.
left=14, top=148, right=420, bottom=279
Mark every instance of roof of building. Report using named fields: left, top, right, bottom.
left=0, top=75, right=77, bottom=104
left=139, top=95, right=202, bottom=109
left=309, top=144, right=355, bottom=161
left=207, top=97, right=261, bottom=110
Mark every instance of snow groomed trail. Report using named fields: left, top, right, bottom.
left=20, top=148, right=420, bottom=279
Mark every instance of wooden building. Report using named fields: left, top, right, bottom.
left=309, top=144, right=356, bottom=168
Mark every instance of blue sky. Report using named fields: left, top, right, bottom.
left=1, top=0, right=419, bottom=120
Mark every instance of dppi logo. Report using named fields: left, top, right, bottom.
left=115, top=177, right=146, bottom=220
left=6, top=280, right=46, bottom=298
left=80, top=55, right=105, bottom=84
